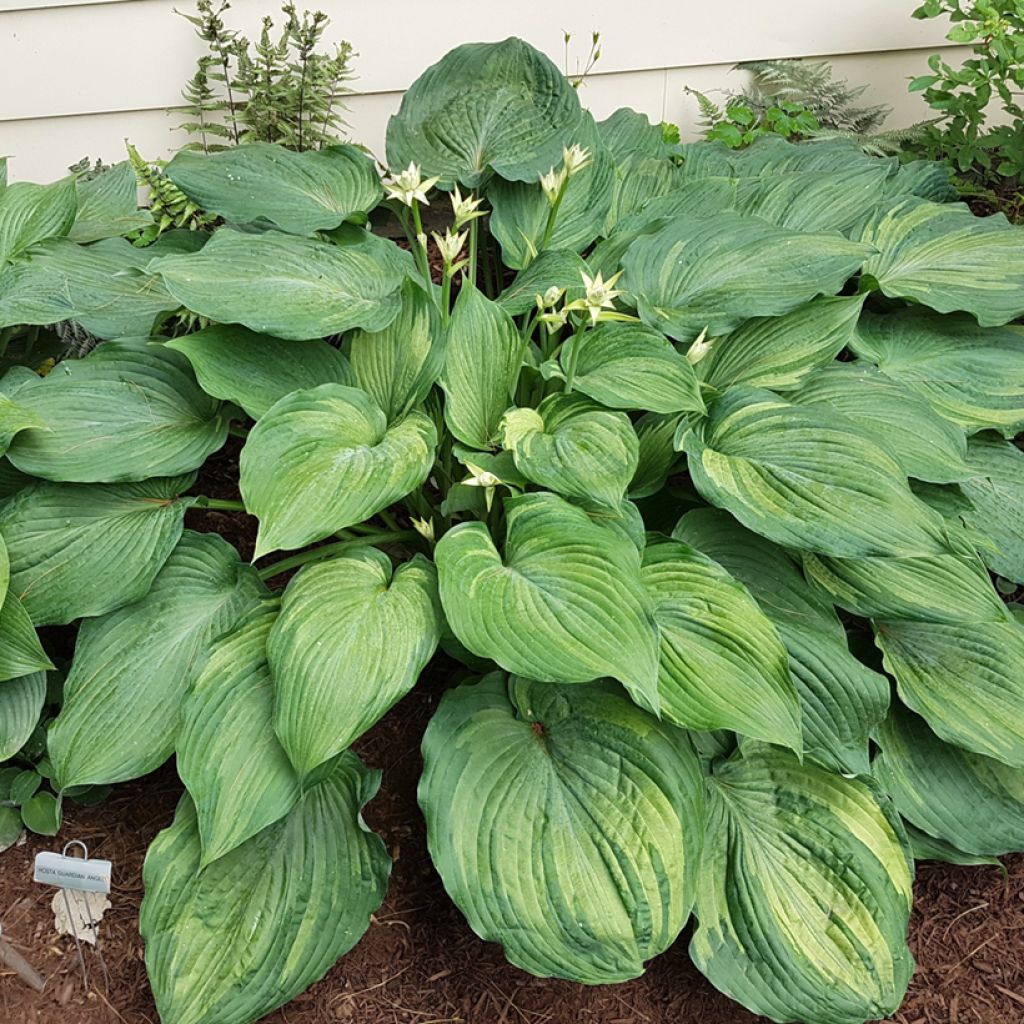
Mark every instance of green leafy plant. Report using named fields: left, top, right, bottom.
left=911, top=0, right=1024, bottom=191
left=687, top=87, right=820, bottom=148
left=178, top=0, right=355, bottom=152
left=1, top=36, right=1024, bottom=1024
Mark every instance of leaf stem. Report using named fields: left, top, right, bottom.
left=192, top=496, right=248, bottom=512
left=540, top=177, right=570, bottom=252
left=257, top=530, right=416, bottom=581
left=468, top=218, right=479, bottom=288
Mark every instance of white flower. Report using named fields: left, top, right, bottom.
left=685, top=326, right=714, bottom=365
left=538, top=306, right=570, bottom=332
left=384, top=162, right=439, bottom=207
left=539, top=165, right=568, bottom=206
left=411, top=516, right=435, bottom=542
left=464, top=469, right=501, bottom=488
left=431, top=227, right=468, bottom=266
left=581, top=270, right=624, bottom=324
left=535, top=285, right=566, bottom=311
left=562, top=144, right=592, bottom=177
left=450, top=185, right=486, bottom=229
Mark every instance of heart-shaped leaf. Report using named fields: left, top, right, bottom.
left=68, top=162, right=152, bottom=243
left=239, top=384, right=436, bottom=557
left=0, top=671, right=47, bottom=761
left=141, top=752, right=390, bottom=1024
left=0, top=178, right=77, bottom=261
left=420, top=673, right=705, bottom=983
left=7, top=340, right=229, bottom=483
left=269, top=548, right=441, bottom=777
left=690, top=749, right=914, bottom=1024
left=435, top=493, right=660, bottom=712
left=48, top=531, right=267, bottom=789
left=500, top=394, right=638, bottom=508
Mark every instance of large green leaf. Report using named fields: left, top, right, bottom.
left=239, top=384, right=436, bottom=557
left=0, top=589, right=54, bottom=683
left=876, top=618, right=1024, bottom=768
left=488, top=113, right=613, bottom=268
left=681, top=387, right=946, bottom=557
left=177, top=602, right=300, bottom=867
left=859, top=197, right=1024, bottom=325
left=440, top=284, right=522, bottom=449
left=419, top=673, right=704, bottom=983
left=6, top=340, right=229, bottom=483
left=554, top=321, right=704, bottom=414
left=165, top=143, right=382, bottom=235
left=0, top=671, right=47, bottom=761
left=68, top=162, right=152, bottom=243
left=630, top=412, right=682, bottom=499
left=0, top=474, right=196, bottom=626
left=348, top=279, right=444, bottom=423
left=958, top=435, right=1024, bottom=583
left=385, top=38, right=583, bottom=188
left=167, top=324, right=350, bottom=420
left=0, top=238, right=180, bottom=339
left=269, top=548, right=441, bottom=777
left=500, top=394, right=638, bottom=508
left=875, top=703, right=1024, bottom=857
left=602, top=153, right=685, bottom=236
left=496, top=249, right=589, bottom=316
left=676, top=508, right=889, bottom=776
left=621, top=212, right=870, bottom=341
left=691, top=750, right=913, bottom=1024
left=695, top=295, right=864, bottom=394
left=141, top=752, right=389, bottom=1024
left=0, top=177, right=77, bottom=262
left=148, top=228, right=407, bottom=341
left=642, top=536, right=801, bottom=750
left=790, top=362, right=969, bottom=483
left=596, top=107, right=675, bottom=162
left=48, top=531, right=266, bottom=789
left=851, top=309, right=1024, bottom=436
left=435, top=493, right=660, bottom=711
left=803, top=538, right=1008, bottom=625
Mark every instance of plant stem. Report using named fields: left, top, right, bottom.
left=228, top=423, right=250, bottom=439
left=192, top=496, right=248, bottom=512
left=378, top=508, right=401, bottom=532
left=410, top=200, right=431, bottom=282
left=539, top=177, right=570, bottom=252
left=257, top=531, right=416, bottom=581
left=468, top=218, right=479, bottom=288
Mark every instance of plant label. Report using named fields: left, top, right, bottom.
left=33, top=851, right=111, bottom=894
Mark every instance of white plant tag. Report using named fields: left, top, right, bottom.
left=34, top=850, right=111, bottom=894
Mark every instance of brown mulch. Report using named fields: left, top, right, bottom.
left=3, top=437, right=1024, bottom=1024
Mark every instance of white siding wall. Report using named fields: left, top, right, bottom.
left=0, top=0, right=958, bottom=181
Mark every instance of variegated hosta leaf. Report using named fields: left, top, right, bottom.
left=875, top=702, right=1024, bottom=857
left=141, top=753, right=390, bottom=1024
left=496, top=249, right=589, bottom=316
left=239, top=384, right=436, bottom=557
left=177, top=602, right=300, bottom=867
left=488, top=114, right=614, bottom=268
left=441, top=283, right=522, bottom=449
left=68, top=161, right=152, bottom=243
left=6, top=340, right=229, bottom=483
left=789, top=362, right=970, bottom=483
left=348, top=278, right=445, bottom=423
left=851, top=308, right=1024, bottom=437
left=630, top=412, right=682, bottom=499
left=676, top=508, right=889, bottom=776
left=875, top=617, right=1024, bottom=768
left=0, top=237, right=180, bottom=339
left=0, top=671, right=47, bottom=760
left=681, top=387, right=947, bottom=557
left=602, top=152, right=684, bottom=236
left=148, top=228, right=407, bottom=341
left=167, top=324, right=350, bottom=421
left=269, top=548, right=441, bottom=777
left=500, top=394, right=638, bottom=508
left=435, top=493, right=660, bottom=712
left=691, top=750, right=914, bottom=1024
left=859, top=197, right=1024, bottom=326
left=0, top=475, right=195, bottom=626
left=385, top=38, right=583, bottom=188
left=803, top=537, right=1008, bottom=626
left=554, top=321, right=705, bottom=414
left=958, top=435, right=1024, bottom=583
left=904, top=823, right=1003, bottom=868
left=642, top=536, right=802, bottom=751
left=0, top=177, right=77, bottom=261
left=419, top=673, right=704, bottom=983
left=695, top=294, right=864, bottom=393
left=165, top=142, right=382, bottom=235
left=620, top=211, right=871, bottom=341
left=48, top=531, right=266, bottom=789
left=882, top=160, right=958, bottom=203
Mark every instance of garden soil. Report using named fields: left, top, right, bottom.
left=2, top=445, right=1024, bottom=1024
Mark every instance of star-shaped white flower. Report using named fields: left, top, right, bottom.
left=384, top=162, right=439, bottom=207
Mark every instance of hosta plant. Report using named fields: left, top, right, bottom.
left=1, top=36, right=1024, bottom=1024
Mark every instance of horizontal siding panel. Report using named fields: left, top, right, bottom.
left=1, top=0, right=949, bottom=122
